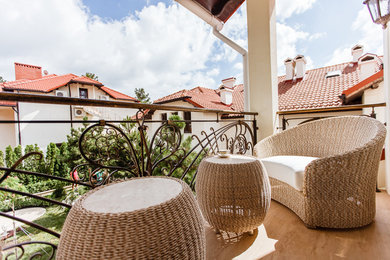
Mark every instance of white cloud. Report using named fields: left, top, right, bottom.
left=309, top=32, right=326, bottom=41
left=276, top=23, right=311, bottom=75
left=234, top=62, right=242, bottom=70
left=325, top=7, right=383, bottom=66
left=206, top=68, right=219, bottom=77
left=352, top=7, right=383, bottom=54
left=276, top=0, right=317, bottom=21
left=0, top=0, right=220, bottom=100
left=324, top=47, right=352, bottom=66
left=215, top=5, right=248, bottom=64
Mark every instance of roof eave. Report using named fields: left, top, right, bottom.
left=69, top=79, right=104, bottom=87
left=154, top=96, right=192, bottom=104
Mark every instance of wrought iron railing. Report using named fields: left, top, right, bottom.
left=277, top=102, right=385, bottom=130
left=0, top=93, right=258, bottom=259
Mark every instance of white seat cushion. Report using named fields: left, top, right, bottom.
left=259, top=156, right=318, bottom=191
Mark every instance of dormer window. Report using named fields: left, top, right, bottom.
left=361, top=56, right=375, bottom=62
left=325, top=70, right=341, bottom=79
left=79, top=88, right=88, bottom=99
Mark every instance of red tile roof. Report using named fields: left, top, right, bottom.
left=2, top=74, right=77, bottom=92
left=153, top=54, right=383, bottom=113
left=278, top=57, right=382, bottom=111
left=0, top=101, right=17, bottom=107
left=341, top=69, right=383, bottom=103
left=70, top=76, right=103, bottom=86
left=342, top=69, right=383, bottom=95
left=154, top=85, right=244, bottom=113
left=101, top=86, right=137, bottom=101
left=152, top=54, right=384, bottom=114
left=0, top=72, right=136, bottom=101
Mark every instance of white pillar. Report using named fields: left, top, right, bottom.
left=384, top=27, right=390, bottom=194
left=246, top=0, right=278, bottom=140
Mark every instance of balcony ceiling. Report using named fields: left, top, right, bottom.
left=193, top=0, right=245, bottom=22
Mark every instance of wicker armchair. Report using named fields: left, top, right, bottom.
left=254, top=116, right=386, bottom=228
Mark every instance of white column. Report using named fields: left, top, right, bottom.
left=384, top=27, right=390, bottom=194
left=246, top=0, right=278, bottom=140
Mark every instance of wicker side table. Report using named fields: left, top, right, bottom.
left=57, top=177, right=205, bottom=260
left=196, top=155, right=271, bottom=234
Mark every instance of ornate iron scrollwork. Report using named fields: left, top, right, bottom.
left=78, top=109, right=255, bottom=187
left=2, top=241, right=57, bottom=260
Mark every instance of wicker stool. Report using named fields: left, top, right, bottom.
left=196, top=155, right=271, bottom=234
left=57, top=176, right=205, bottom=259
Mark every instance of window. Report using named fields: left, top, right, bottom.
left=161, top=113, right=167, bottom=122
left=184, top=112, right=192, bottom=133
left=79, top=88, right=88, bottom=99
left=325, top=70, right=341, bottom=79
left=361, top=56, right=374, bottom=62
left=172, top=112, right=178, bottom=116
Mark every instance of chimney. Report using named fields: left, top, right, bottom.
left=351, top=44, right=364, bottom=63
left=14, top=62, right=42, bottom=80
left=284, top=58, right=294, bottom=80
left=358, top=54, right=378, bottom=81
left=221, top=77, right=236, bottom=89
left=220, top=86, right=233, bottom=105
left=294, top=55, right=306, bottom=79
left=220, top=77, right=235, bottom=105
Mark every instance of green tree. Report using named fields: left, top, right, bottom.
left=5, top=145, right=17, bottom=168
left=0, top=76, right=6, bottom=83
left=0, top=150, right=4, bottom=167
left=23, top=144, right=45, bottom=173
left=169, top=114, right=186, bottom=129
left=83, top=72, right=98, bottom=81
left=134, top=88, right=151, bottom=103
left=0, top=176, right=28, bottom=209
left=14, top=145, right=22, bottom=161
left=46, top=143, right=61, bottom=176
left=58, top=142, right=70, bottom=178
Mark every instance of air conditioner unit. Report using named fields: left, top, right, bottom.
left=74, top=107, right=86, bottom=117
left=55, top=90, right=67, bottom=97
left=99, top=95, right=109, bottom=100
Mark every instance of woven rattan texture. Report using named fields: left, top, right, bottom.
left=254, top=116, right=386, bottom=228
left=57, top=177, right=205, bottom=259
left=196, top=156, right=271, bottom=233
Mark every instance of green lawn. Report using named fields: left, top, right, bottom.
left=2, top=206, right=68, bottom=260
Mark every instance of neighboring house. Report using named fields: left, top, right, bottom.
left=150, top=44, right=386, bottom=187
left=278, top=45, right=384, bottom=129
left=148, top=77, right=245, bottom=148
left=0, top=62, right=138, bottom=150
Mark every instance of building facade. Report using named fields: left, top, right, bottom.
left=0, top=62, right=138, bottom=150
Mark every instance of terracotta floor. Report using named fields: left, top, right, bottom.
left=205, top=193, right=390, bottom=260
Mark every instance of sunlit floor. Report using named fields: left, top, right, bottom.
left=205, top=193, right=390, bottom=259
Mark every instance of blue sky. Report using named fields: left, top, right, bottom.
left=0, top=0, right=383, bottom=100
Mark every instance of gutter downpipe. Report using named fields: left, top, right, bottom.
left=175, top=0, right=250, bottom=113
left=212, top=28, right=250, bottom=113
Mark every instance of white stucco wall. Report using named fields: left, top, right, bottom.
left=0, top=107, right=17, bottom=150
left=363, top=81, right=386, bottom=189
left=14, top=83, right=137, bottom=150
left=18, top=102, right=71, bottom=148
left=362, top=81, right=385, bottom=122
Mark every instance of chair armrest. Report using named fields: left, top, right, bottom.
left=303, top=145, right=382, bottom=199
